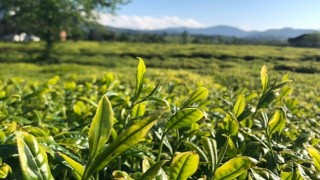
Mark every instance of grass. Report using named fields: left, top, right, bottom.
left=0, top=41, right=319, bottom=93
left=1, top=41, right=319, bottom=179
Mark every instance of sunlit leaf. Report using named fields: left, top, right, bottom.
left=201, top=137, right=217, bottom=172
left=261, top=65, right=268, bottom=92
left=142, top=158, right=168, bottom=180
left=223, top=114, right=239, bottom=136
left=268, top=109, right=286, bottom=135
left=165, top=108, right=203, bottom=133
left=0, top=163, right=11, bottom=179
left=251, top=167, right=280, bottom=180
left=134, top=57, right=146, bottom=100
left=307, top=145, right=320, bottom=171
left=182, top=87, right=209, bottom=108
left=140, top=160, right=168, bottom=180
left=214, top=156, right=257, bottom=180
left=16, top=131, right=54, bottom=180
left=83, top=113, right=159, bottom=179
left=296, top=164, right=311, bottom=180
left=233, top=94, right=246, bottom=118
left=57, top=152, right=86, bottom=180
left=112, top=170, right=134, bottom=180
left=131, top=102, right=146, bottom=117
left=170, top=151, right=199, bottom=180
left=184, top=141, right=209, bottom=162
left=88, top=95, right=113, bottom=159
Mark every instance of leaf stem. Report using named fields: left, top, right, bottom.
left=156, top=131, right=167, bottom=162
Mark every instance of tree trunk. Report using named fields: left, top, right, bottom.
left=42, top=29, right=58, bottom=63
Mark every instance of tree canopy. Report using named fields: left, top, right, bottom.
left=0, top=0, right=129, bottom=61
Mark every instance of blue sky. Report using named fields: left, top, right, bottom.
left=99, top=0, right=320, bottom=31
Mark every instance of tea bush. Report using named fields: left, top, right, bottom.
left=0, top=58, right=320, bottom=179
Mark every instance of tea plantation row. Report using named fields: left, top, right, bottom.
left=0, top=58, right=320, bottom=179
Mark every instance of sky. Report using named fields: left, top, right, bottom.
left=98, top=0, right=320, bottom=31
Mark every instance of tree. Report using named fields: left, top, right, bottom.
left=0, top=0, right=129, bottom=62
left=181, top=30, right=189, bottom=44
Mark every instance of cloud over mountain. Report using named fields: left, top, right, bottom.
left=98, top=14, right=205, bottom=30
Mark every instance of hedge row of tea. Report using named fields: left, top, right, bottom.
left=0, top=58, right=320, bottom=179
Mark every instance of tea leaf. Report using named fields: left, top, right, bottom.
left=134, top=57, right=146, bottom=100
left=57, top=152, right=86, bottom=180
left=165, top=108, right=203, bottom=133
left=233, top=94, right=246, bottom=118
left=261, top=65, right=268, bottom=92
left=201, top=137, right=218, bottom=172
left=250, top=167, right=280, bottom=180
left=83, top=113, right=159, bottom=179
left=224, top=114, right=239, bottom=136
left=214, top=156, right=257, bottom=180
left=140, top=160, right=168, bottom=180
left=183, top=141, right=209, bottom=162
left=16, top=131, right=54, bottom=180
left=0, top=163, right=11, bottom=179
left=170, top=151, right=199, bottom=180
left=88, top=95, right=113, bottom=159
left=182, top=87, right=208, bottom=108
left=131, top=102, right=146, bottom=117
left=307, top=146, right=320, bottom=171
left=142, top=158, right=168, bottom=180
left=268, top=109, right=286, bottom=135
left=112, top=170, right=134, bottom=180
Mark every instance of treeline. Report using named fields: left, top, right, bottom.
left=85, top=25, right=288, bottom=46
left=288, top=33, right=320, bottom=48
left=1, top=22, right=320, bottom=47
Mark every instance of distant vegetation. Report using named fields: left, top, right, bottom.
left=288, top=33, right=320, bottom=47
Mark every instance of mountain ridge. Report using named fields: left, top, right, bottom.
left=106, top=25, right=317, bottom=40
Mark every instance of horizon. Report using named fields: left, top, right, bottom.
left=105, top=24, right=319, bottom=32
left=99, top=0, right=320, bottom=31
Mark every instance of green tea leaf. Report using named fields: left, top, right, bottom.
left=16, top=131, right=54, bottom=180
left=280, top=172, right=294, bottom=180
left=140, top=160, right=168, bottom=180
left=268, top=109, right=286, bottom=135
left=134, top=57, right=146, bottom=100
left=58, top=152, right=86, bottom=180
left=182, top=87, right=209, bottom=108
left=0, top=163, right=11, bottom=179
left=233, top=94, right=246, bottom=118
left=258, top=91, right=276, bottom=109
left=183, top=141, right=209, bottom=162
left=223, top=114, right=239, bottom=136
left=307, top=146, right=320, bottom=171
left=0, top=129, right=5, bottom=144
left=88, top=95, right=113, bottom=159
left=251, top=167, right=280, bottom=180
left=170, top=151, right=199, bottom=180
left=296, top=164, right=311, bottom=180
left=214, top=156, right=257, bottom=180
left=37, top=136, right=84, bottom=163
left=261, top=65, right=268, bottom=92
left=201, top=137, right=218, bottom=172
left=131, top=102, right=146, bottom=117
left=112, top=170, right=134, bottom=180
left=83, top=113, right=159, bottom=179
left=165, top=108, right=203, bottom=133
left=217, top=137, right=229, bottom=166
left=142, top=158, right=168, bottom=180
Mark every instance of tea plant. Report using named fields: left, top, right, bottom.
left=0, top=58, right=320, bottom=179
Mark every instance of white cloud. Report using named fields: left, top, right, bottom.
left=98, top=14, right=206, bottom=30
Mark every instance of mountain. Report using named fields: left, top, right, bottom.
left=148, top=25, right=250, bottom=37
left=105, top=25, right=317, bottom=40
left=245, top=28, right=316, bottom=40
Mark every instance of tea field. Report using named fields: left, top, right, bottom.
left=0, top=42, right=320, bottom=179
